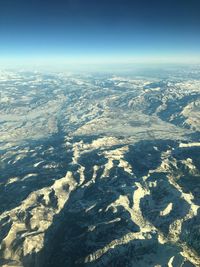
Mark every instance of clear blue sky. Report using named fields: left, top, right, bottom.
left=0, top=0, right=200, bottom=65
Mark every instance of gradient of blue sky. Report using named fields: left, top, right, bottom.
left=0, top=0, right=200, bottom=64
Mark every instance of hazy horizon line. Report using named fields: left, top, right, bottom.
left=0, top=54, right=200, bottom=73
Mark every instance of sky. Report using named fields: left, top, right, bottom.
left=0, top=0, right=200, bottom=66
